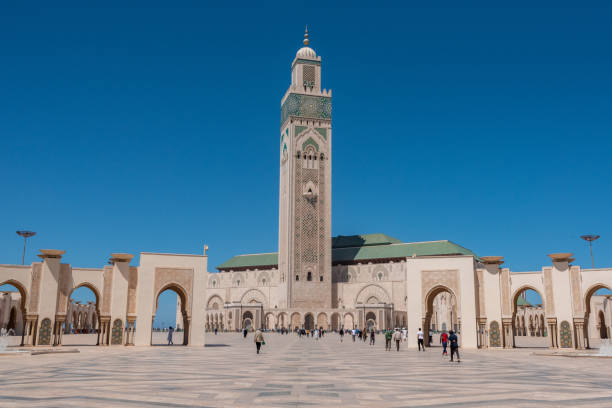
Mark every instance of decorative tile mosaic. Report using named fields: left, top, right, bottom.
left=560, top=320, right=573, bottom=348
left=111, top=319, right=123, bottom=345
left=38, top=318, right=52, bottom=345
left=281, top=94, right=331, bottom=125
left=489, top=320, right=501, bottom=347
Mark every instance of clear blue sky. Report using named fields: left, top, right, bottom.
left=2, top=2, right=611, bottom=326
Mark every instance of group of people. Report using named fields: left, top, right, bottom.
left=240, top=325, right=460, bottom=361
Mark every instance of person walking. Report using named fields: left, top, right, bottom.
left=243, top=327, right=248, bottom=338
left=384, top=329, right=393, bottom=351
left=339, top=328, right=344, bottom=342
left=362, top=328, right=368, bottom=342
left=369, top=329, right=375, bottom=346
left=167, top=326, right=174, bottom=345
left=393, top=328, right=402, bottom=352
left=351, top=328, right=356, bottom=342
left=254, top=329, right=265, bottom=354
left=428, top=329, right=433, bottom=345
left=401, top=328, right=407, bottom=342
left=449, top=330, right=460, bottom=363
left=440, top=331, right=448, bottom=356
left=417, top=328, right=425, bottom=351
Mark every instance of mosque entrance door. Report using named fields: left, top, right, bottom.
left=304, top=313, right=314, bottom=331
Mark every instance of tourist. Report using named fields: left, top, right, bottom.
left=384, top=329, right=392, bottom=351
left=351, top=328, right=356, bottom=342
left=428, top=329, right=433, bottom=345
left=362, top=328, right=367, bottom=342
left=449, top=330, right=460, bottom=363
left=214, top=327, right=218, bottom=335
left=167, top=326, right=174, bottom=345
left=440, top=331, right=448, bottom=356
left=401, top=327, right=407, bottom=342
left=417, top=327, right=425, bottom=351
left=369, top=329, right=375, bottom=346
left=254, top=329, right=264, bottom=354
left=243, top=327, right=248, bottom=338
left=339, top=328, right=344, bottom=342
left=393, top=328, right=402, bottom=352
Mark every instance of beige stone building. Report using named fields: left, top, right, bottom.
left=1, top=31, right=611, bottom=350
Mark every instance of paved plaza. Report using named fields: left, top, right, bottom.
left=1, top=333, right=612, bottom=407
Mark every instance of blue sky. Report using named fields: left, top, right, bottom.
left=1, top=2, right=611, bottom=326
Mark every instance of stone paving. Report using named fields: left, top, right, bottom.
left=1, top=333, right=612, bottom=407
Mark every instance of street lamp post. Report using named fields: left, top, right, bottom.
left=16, top=230, right=36, bottom=265
left=580, top=235, right=600, bottom=268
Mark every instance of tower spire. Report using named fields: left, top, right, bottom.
left=303, top=25, right=309, bottom=46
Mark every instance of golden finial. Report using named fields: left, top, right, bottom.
left=304, top=25, right=309, bottom=46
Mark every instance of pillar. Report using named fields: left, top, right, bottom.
left=477, top=318, right=487, bottom=348
left=547, top=318, right=558, bottom=348
left=573, top=318, right=586, bottom=350
left=502, top=318, right=513, bottom=348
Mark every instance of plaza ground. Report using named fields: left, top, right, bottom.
left=1, top=333, right=612, bottom=407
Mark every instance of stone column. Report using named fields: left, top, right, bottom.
left=22, top=316, right=37, bottom=346
left=573, top=318, right=586, bottom=350
left=53, top=316, right=66, bottom=346
left=502, top=318, right=513, bottom=348
left=99, top=317, right=111, bottom=345
left=477, top=318, right=487, bottom=348
left=547, top=318, right=558, bottom=348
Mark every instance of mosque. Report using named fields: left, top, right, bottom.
left=1, top=30, right=611, bottom=349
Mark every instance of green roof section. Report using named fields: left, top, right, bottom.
left=216, top=253, right=278, bottom=270
left=517, top=296, right=533, bottom=307
left=216, top=234, right=477, bottom=270
left=331, top=233, right=402, bottom=248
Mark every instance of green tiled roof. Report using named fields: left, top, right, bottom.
left=216, top=252, right=278, bottom=270
left=216, top=234, right=477, bottom=270
left=331, top=233, right=402, bottom=248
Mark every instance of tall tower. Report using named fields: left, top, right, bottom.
left=278, top=29, right=332, bottom=309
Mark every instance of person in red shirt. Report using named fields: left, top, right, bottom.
left=440, top=331, right=448, bottom=356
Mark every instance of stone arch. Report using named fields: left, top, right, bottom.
left=304, top=313, right=314, bottom=331
left=240, top=289, right=267, bottom=307
left=290, top=312, right=301, bottom=329
left=154, top=283, right=190, bottom=346
left=598, top=311, right=608, bottom=339
left=331, top=312, right=341, bottom=331
left=365, top=311, right=376, bottom=331
left=0, top=280, right=28, bottom=344
left=232, top=272, right=245, bottom=287
left=264, top=312, right=275, bottom=329
left=423, top=285, right=457, bottom=346
left=257, top=271, right=271, bottom=286
left=68, top=283, right=101, bottom=337
left=0, top=280, right=28, bottom=313
left=343, top=313, right=354, bottom=329
left=208, top=275, right=220, bottom=288
left=583, top=283, right=612, bottom=347
left=511, top=285, right=547, bottom=347
left=316, top=313, right=328, bottom=330
left=206, top=295, right=224, bottom=310
left=277, top=312, right=288, bottom=329
left=371, top=265, right=389, bottom=282
left=242, top=311, right=254, bottom=329
left=355, top=284, right=391, bottom=305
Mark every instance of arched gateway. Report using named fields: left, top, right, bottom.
left=0, top=249, right=207, bottom=347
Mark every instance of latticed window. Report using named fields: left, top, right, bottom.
left=303, top=65, right=315, bottom=88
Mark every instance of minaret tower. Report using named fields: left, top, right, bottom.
left=278, top=28, right=332, bottom=310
